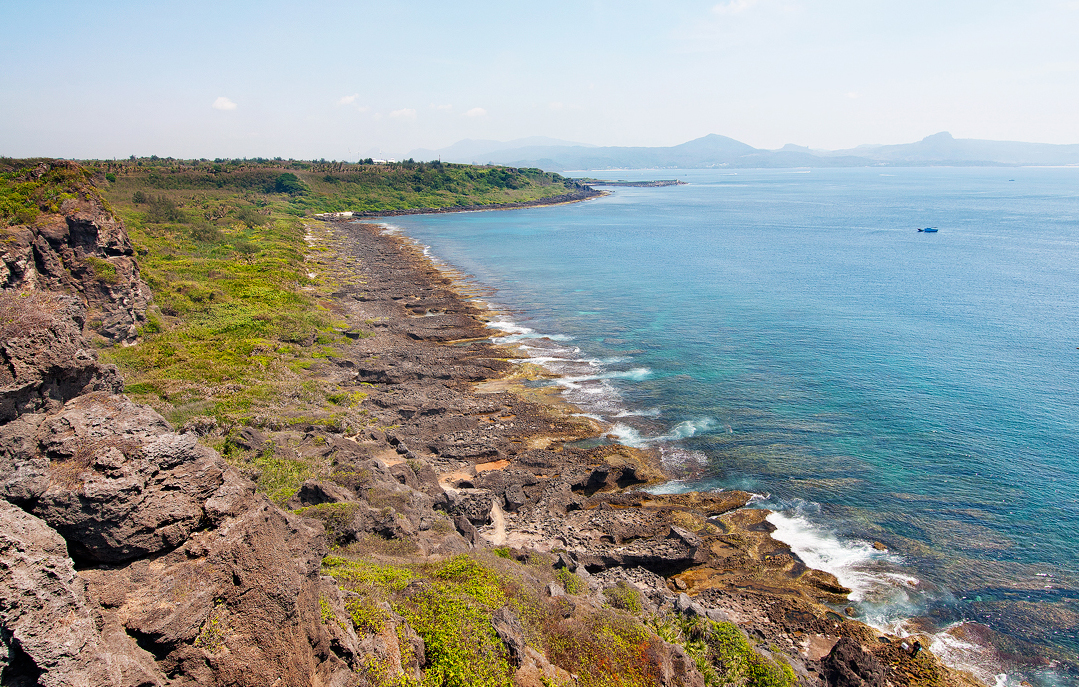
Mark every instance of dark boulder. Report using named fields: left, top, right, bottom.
left=821, top=636, right=886, bottom=687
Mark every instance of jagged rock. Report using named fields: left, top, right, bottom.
left=228, top=427, right=268, bottom=453
left=178, top=415, right=218, bottom=436
left=491, top=606, right=528, bottom=668
left=676, top=593, right=708, bottom=618
left=491, top=606, right=575, bottom=687
left=287, top=479, right=356, bottom=508
left=572, top=524, right=707, bottom=576
left=29, top=394, right=227, bottom=563
left=82, top=497, right=356, bottom=687
left=504, top=483, right=528, bottom=513
left=529, top=480, right=584, bottom=516
left=0, top=413, right=50, bottom=505
left=652, top=641, right=707, bottom=687
left=821, top=636, right=886, bottom=687
left=355, top=602, right=425, bottom=683
left=402, top=458, right=450, bottom=508
left=0, top=294, right=123, bottom=424
left=0, top=499, right=162, bottom=687
left=0, top=171, right=151, bottom=344
left=454, top=514, right=479, bottom=545
left=448, top=487, right=498, bottom=525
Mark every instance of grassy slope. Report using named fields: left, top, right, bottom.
left=84, top=158, right=582, bottom=432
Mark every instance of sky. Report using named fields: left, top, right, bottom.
left=2, top=0, right=1077, bottom=160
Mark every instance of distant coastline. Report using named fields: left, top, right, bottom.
left=577, top=179, right=687, bottom=187
left=324, top=186, right=606, bottom=219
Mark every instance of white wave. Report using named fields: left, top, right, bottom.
left=494, top=331, right=574, bottom=344
left=604, top=416, right=715, bottom=448
left=768, top=510, right=1017, bottom=684
left=657, top=417, right=715, bottom=441
left=514, top=355, right=570, bottom=365
left=488, top=320, right=534, bottom=335
left=928, top=624, right=1013, bottom=687
left=766, top=511, right=904, bottom=605
left=659, top=446, right=708, bottom=468
left=572, top=412, right=606, bottom=422
left=559, top=367, right=652, bottom=386
left=647, top=479, right=691, bottom=495
left=487, top=318, right=575, bottom=343
left=607, top=422, right=650, bottom=448
left=615, top=408, right=662, bottom=418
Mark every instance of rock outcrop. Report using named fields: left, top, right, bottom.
left=0, top=173, right=360, bottom=686
left=0, top=161, right=150, bottom=344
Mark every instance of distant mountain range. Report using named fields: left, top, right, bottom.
left=407, top=132, right=1079, bottom=171
left=406, top=137, right=595, bottom=164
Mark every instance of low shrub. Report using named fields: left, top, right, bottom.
left=84, top=256, right=119, bottom=284
left=603, top=581, right=643, bottom=615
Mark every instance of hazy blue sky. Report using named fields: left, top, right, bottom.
left=2, top=0, right=1077, bottom=159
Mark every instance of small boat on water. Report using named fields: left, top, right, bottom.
left=918, top=227, right=938, bottom=233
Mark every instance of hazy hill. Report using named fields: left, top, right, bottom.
left=407, top=136, right=595, bottom=163
left=416, top=132, right=1079, bottom=171
left=829, top=131, right=1079, bottom=166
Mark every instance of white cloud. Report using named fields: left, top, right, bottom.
left=548, top=101, right=565, bottom=111
left=847, top=92, right=860, bottom=99
left=433, top=103, right=453, bottom=111
left=464, top=107, right=487, bottom=118
left=713, top=0, right=759, bottom=15
left=339, top=94, right=372, bottom=112
left=212, top=96, right=237, bottom=111
left=389, top=108, right=417, bottom=121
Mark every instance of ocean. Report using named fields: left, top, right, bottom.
left=384, top=167, right=1079, bottom=685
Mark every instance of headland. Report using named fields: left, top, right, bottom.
left=0, top=158, right=989, bottom=686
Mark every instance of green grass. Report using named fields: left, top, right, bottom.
left=602, top=581, right=643, bottom=615
left=0, top=158, right=99, bottom=225
left=96, top=189, right=346, bottom=430
left=321, top=552, right=733, bottom=687
left=83, top=256, right=119, bottom=284
left=5, top=155, right=587, bottom=504
left=253, top=449, right=314, bottom=506
left=293, top=502, right=363, bottom=547
left=649, top=615, right=797, bottom=687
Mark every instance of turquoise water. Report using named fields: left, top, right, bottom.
left=386, top=167, right=1079, bottom=683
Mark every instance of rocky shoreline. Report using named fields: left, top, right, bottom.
left=304, top=220, right=986, bottom=687
left=0, top=173, right=985, bottom=686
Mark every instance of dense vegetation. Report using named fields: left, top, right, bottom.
left=92, top=156, right=578, bottom=214
left=0, top=157, right=111, bottom=226
left=322, top=552, right=797, bottom=687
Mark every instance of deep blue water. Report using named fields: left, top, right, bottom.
left=386, top=167, right=1079, bottom=683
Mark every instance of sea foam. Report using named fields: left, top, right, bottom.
left=765, top=511, right=915, bottom=609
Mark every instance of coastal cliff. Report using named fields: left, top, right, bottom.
left=0, top=160, right=985, bottom=686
